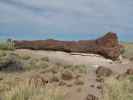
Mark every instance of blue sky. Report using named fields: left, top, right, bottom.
left=0, top=0, right=133, bottom=41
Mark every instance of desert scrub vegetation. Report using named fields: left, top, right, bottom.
left=103, top=76, right=133, bottom=100
left=0, top=40, right=15, bottom=50
left=40, top=56, right=49, bottom=62
left=0, top=52, right=23, bottom=71
left=122, top=42, right=133, bottom=59
left=0, top=50, right=8, bottom=57
left=0, top=76, right=66, bottom=100
left=22, top=57, right=49, bottom=71
left=0, top=51, right=87, bottom=100
left=0, top=51, right=50, bottom=71
left=19, top=54, right=31, bottom=60
left=63, top=64, right=87, bottom=74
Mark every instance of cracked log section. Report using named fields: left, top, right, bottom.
left=14, top=32, right=123, bottom=60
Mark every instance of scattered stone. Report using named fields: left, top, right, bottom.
left=97, top=85, right=102, bottom=90
left=50, top=66, right=59, bottom=74
left=58, top=80, right=66, bottom=86
left=96, top=77, right=104, bottom=83
left=61, top=70, right=73, bottom=80
left=126, top=68, right=133, bottom=75
left=90, top=85, right=95, bottom=88
left=0, top=77, right=3, bottom=81
left=75, top=73, right=82, bottom=79
left=86, top=94, right=99, bottom=100
left=115, top=74, right=126, bottom=80
left=74, top=78, right=84, bottom=85
left=96, top=66, right=113, bottom=77
left=50, top=74, right=60, bottom=82
left=129, top=57, right=133, bottom=61
left=66, top=83, right=73, bottom=87
left=77, top=87, right=82, bottom=92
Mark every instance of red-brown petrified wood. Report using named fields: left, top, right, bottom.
left=14, top=32, right=123, bottom=60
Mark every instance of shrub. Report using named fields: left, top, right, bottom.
left=122, top=42, right=133, bottom=59
left=0, top=53, right=23, bottom=71
left=2, top=83, right=65, bottom=100
left=0, top=40, right=15, bottom=50
left=23, top=58, right=49, bottom=71
left=103, top=77, right=133, bottom=100
left=20, top=55, right=31, bottom=60
left=63, top=64, right=87, bottom=74
left=0, top=51, right=7, bottom=57
left=74, top=65, right=87, bottom=74
left=41, top=57, right=49, bottom=62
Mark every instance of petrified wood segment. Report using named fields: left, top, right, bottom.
left=14, top=32, right=123, bottom=60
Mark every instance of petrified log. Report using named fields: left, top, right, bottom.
left=14, top=32, right=123, bottom=60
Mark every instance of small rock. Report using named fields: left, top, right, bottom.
left=61, top=70, right=73, bottom=80
left=75, top=74, right=82, bottom=79
left=96, top=77, right=104, bottom=83
left=74, top=78, right=84, bottom=85
left=58, top=80, right=66, bottom=86
left=50, top=66, right=59, bottom=74
left=129, top=57, right=133, bottom=61
left=90, top=85, right=95, bottom=88
left=86, top=94, right=98, bottom=100
left=97, top=85, right=102, bottom=90
left=96, top=66, right=113, bottom=77
left=66, top=83, right=73, bottom=87
left=50, top=74, right=60, bottom=82
left=126, top=68, right=133, bottom=75
left=115, top=74, right=126, bottom=80
left=77, top=87, right=82, bottom=92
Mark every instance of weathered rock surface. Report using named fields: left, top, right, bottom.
left=61, top=70, right=73, bottom=80
left=126, top=68, right=133, bottom=75
left=86, top=94, right=99, bottom=100
left=96, top=66, right=113, bottom=77
left=14, top=32, right=123, bottom=60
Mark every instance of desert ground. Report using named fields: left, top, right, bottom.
left=15, top=49, right=133, bottom=99
left=0, top=41, right=133, bottom=100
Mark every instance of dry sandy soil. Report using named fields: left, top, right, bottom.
left=14, top=49, right=133, bottom=100
left=15, top=49, right=132, bottom=73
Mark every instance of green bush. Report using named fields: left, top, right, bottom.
left=0, top=41, right=15, bottom=50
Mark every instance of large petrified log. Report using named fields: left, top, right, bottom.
left=14, top=32, right=123, bottom=60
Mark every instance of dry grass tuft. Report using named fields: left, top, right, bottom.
left=0, top=72, right=66, bottom=100
left=1, top=82, right=65, bottom=100
left=103, top=76, right=133, bottom=100
left=122, top=42, right=133, bottom=59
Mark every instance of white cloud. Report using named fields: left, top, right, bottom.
left=0, top=0, right=133, bottom=36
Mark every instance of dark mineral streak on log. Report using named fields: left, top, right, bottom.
left=14, top=32, right=123, bottom=60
